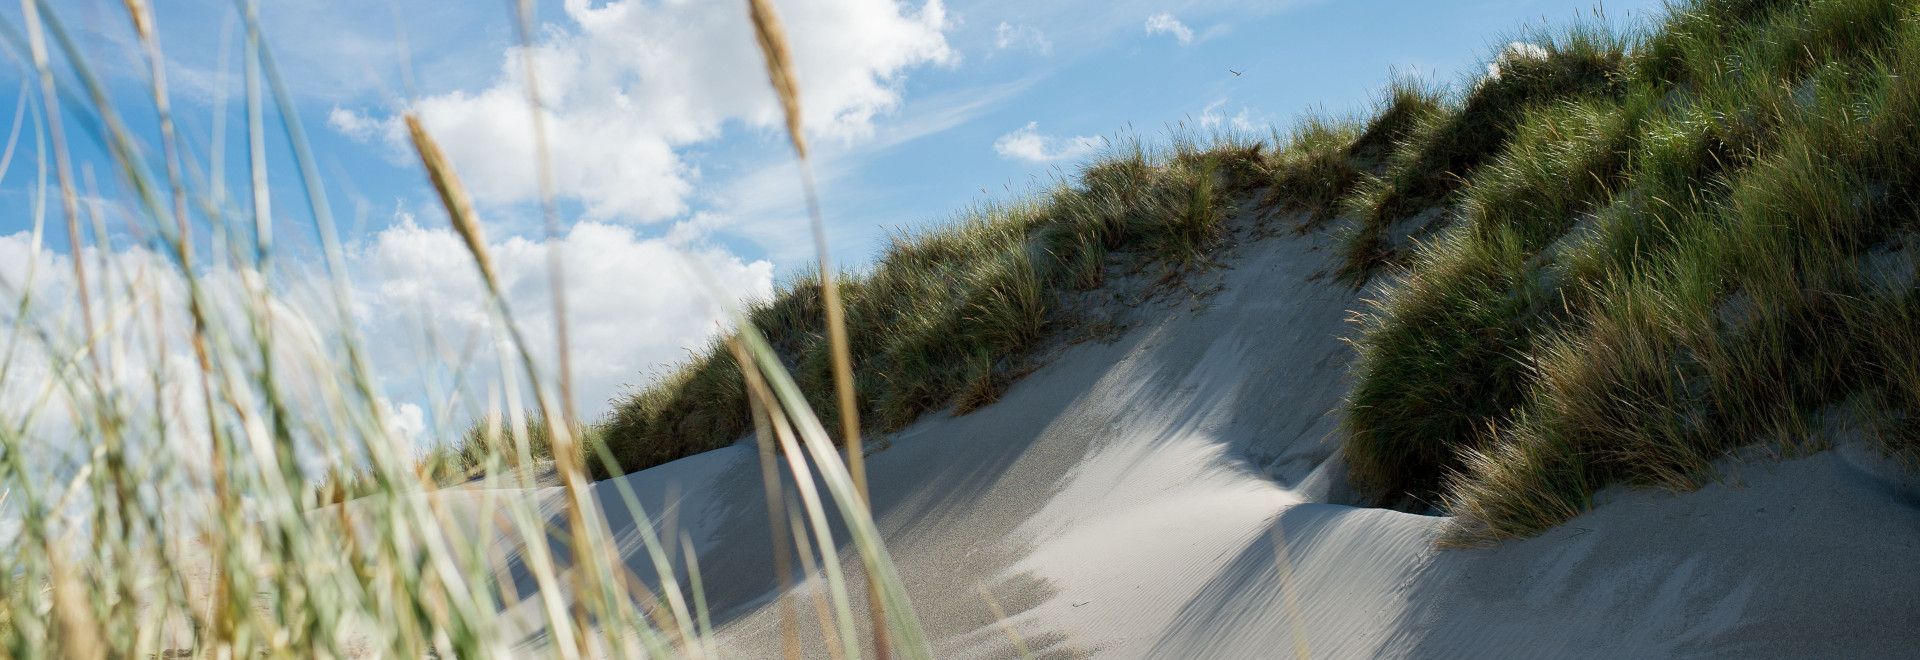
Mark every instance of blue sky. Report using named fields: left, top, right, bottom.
left=0, top=0, right=1668, bottom=425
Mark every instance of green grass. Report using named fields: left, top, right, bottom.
left=592, top=135, right=1264, bottom=478
left=1253, top=79, right=1442, bottom=227
left=1341, top=0, right=1920, bottom=543
left=1339, top=24, right=1630, bottom=278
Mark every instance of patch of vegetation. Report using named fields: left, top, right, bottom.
left=1339, top=25, right=1630, bottom=278
left=1340, top=0, right=1920, bottom=543
left=592, top=136, right=1264, bottom=478
left=315, top=414, right=589, bottom=505
left=1257, top=79, right=1443, bottom=226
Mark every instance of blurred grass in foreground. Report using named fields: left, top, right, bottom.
left=0, top=0, right=926, bottom=656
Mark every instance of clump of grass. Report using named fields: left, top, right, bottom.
left=600, top=342, right=751, bottom=473
left=1340, top=0, right=1920, bottom=544
left=1257, top=80, right=1443, bottom=226
left=1344, top=92, right=1647, bottom=504
left=1340, top=25, right=1629, bottom=278
left=1261, top=115, right=1363, bottom=220
left=1349, top=77, right=1448, bottom=164
left=1345, top=225, right=1544, bottom=502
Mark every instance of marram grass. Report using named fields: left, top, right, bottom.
left=1344, top=0, right=1920, bottom=543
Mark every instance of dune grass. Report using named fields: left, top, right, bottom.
left=1338, top=24, right=1630, bottom=279
left=1342, top=0, right=1920, bottom=542
left=584, top=83, right=1456, bottom=481
left=592, top=134, right=1270, bottom=478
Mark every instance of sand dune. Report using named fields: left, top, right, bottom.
left=492, top=218, right=1920, bottom=657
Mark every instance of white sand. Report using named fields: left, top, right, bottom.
left=497, top=218, right=1920, bottom=657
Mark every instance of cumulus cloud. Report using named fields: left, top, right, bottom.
left=351, top=217, right=774, bottom=416
left=992, top=122, right=1102, bottom=163
left=994, top=22, right=1052, bottom=55
left=1144, top=13, right=1194, bottom=45
left=331, top=0, right=953, bottom=223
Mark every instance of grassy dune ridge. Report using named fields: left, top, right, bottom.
left=593, top=0, right=1920, bottom=544
left=593, top=135, right=1264, bottom=479
left=1350, top=0, right=1920, bottom=542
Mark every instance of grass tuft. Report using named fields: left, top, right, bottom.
left=1339, top=25, right=1630, bottom=279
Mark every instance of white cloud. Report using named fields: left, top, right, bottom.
left=0, top=217, right=773, bottom=464
left=380, top=399, right=429, bottom=447
left=0, top=234, right=305, bottom=473
left=327, top=107, right=383, bottom=141
left=1144, top=13, right=1194, bottom=45
left=1198, top=99, right=1262, bottom=133
left=992, top=122, right=1102, bottom=163
left=351, top=217, right=773, bottom=417
left=994, top=22, right=1052, bottom=55
left=332, top=0, right=953, bottom=223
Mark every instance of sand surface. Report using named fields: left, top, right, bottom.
left=489, top=219, right=1920, bottom=658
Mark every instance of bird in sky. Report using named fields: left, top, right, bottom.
left=1228, top=69, right=1244, bottom=77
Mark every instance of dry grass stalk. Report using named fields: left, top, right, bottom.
left=733, top=339, right=805, bottom=660
left=47, top=539, right=104, bottom=660
left=405, top=115, right=496, bottom=285
left=746, top=0, right=807, bottom=158
left=404, top=112, right=609, bottom=657
left=743, top=0, right=890, bottom=654
left=974, top=584, right=1032, bottom=658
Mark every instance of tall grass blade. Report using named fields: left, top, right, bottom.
left=743, top=0, right=890, bottom=653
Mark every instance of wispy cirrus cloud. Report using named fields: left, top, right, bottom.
left=994, top=22, right=1053, bottom=55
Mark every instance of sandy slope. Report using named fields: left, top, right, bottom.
left=503, top=217, right=1920, bottom=657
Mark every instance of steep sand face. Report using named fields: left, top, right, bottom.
left=497, top=215, right=1920, bottom=657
